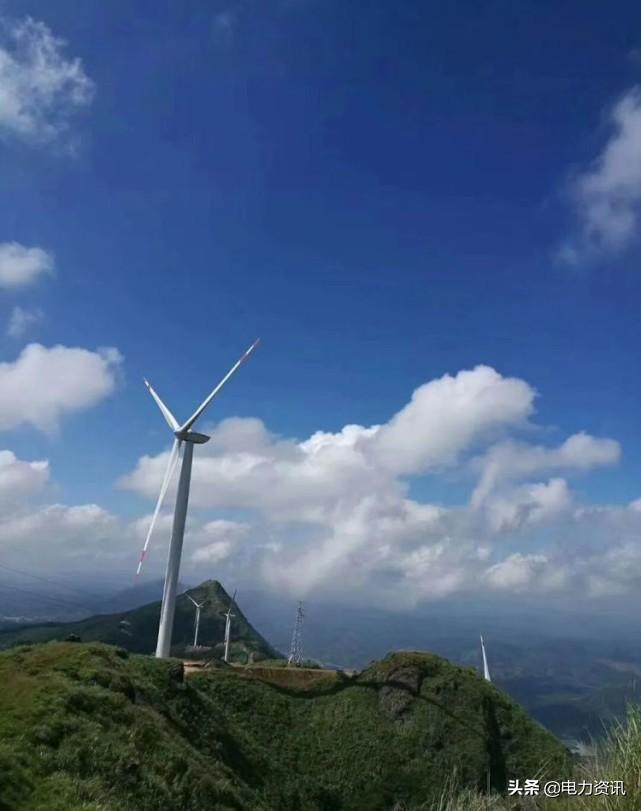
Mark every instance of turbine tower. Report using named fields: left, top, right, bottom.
left=187, top=594, right=206, bottom=648
left=136, top=339, right=260, bottom=659
left=480, top=633, right=491, bottom=682
left=287, top=601, right=304, bottom=667
left=223, top=589, right=237, bottom=663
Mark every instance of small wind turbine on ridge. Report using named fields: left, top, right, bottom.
left=135, top=339, right=260, bottom=659
left=223, top=589, right=237, bottom=663
left=187, top=594, right=206, bottom=648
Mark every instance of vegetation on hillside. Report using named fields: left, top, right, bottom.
left=0, top=642, right=568, bottom=810
left=423, top=705, right=641, bottom=810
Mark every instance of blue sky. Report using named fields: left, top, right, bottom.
left=2, top=1, right=641, bottom=605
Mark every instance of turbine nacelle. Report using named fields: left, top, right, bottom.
left=174, top=430, right=210, bottom=444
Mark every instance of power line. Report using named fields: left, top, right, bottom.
left=287, top=601, right=304, bottom=667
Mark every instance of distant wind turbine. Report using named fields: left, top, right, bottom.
left=136, top=339, right=260, bottom=658
left=480, top=633, right=491, bottom=682
left=223, top=589, right=237, bottom=663
left=187, top=594, right=206, bottom=648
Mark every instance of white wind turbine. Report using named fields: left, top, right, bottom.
left=480, top=633, right=491, bottom=682
left=187, top=594, right=206, bottom=648
left=136, top=339, right=260, bottom=658
left=223, top=589, right=237, bottom=663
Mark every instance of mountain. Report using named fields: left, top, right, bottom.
left=0, top=641, right=569, bottom=810
left=0, top=580, right=282, bottom=663
left=93, top=578, right=187, bottom=613
left=3, top=579, right=637, bottom=742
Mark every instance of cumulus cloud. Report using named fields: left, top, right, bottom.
left=471, top=432, right=620, bottom=507
left=559, top=87, right=641, bottom=262
left=0, top=243, right=53, bottom=288
left=482, top=478, right=573, bottom=533
left=0, top=343, right=122, bottom=433
left=6, top=305, right=44, bottom=338
left=0, top=16, right=94, bottom=145
left=369, top=365, right=535, bottom=475
left=191, top=520, right=250, bottom=564
left=0, top=449, right=49, bottom=503
left=0, top=361, right=636, bottom=607
left=122, top=367, right=536, bottom=517
left=510, top=503, right=641, bottom=599
left=483, top=553, right=565, bottom=592
left=0, top=502, right=121, bottom=572
left=119, top=364, right=635, bottom=606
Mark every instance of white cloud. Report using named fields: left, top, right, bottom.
left=0, top=361, right=636, bottom=607
left=0, top=502, right=121, bottom=572
left=369, top=365, right=535, bottom=475
left=471, top=432, right=620, bottom=508
left=191, top=520, right=250, bottom=564
left=0, top=243, right=53, bottom=288
left=119, top=364, right=634, bottom=606
left=0, top=449, right=49, bottom=503
left=0, top=343, right=122, bottom=433
left=483, top=553, right=565, bottom=592
left=483, top=478, right=573, bottom=533
left=0, top=16, right=94, bottom=145
left=0, top=362, right=626, bottom=607
left=6, top=305, right=44, bottom=338
left=560, top=87, right=641, bottom=262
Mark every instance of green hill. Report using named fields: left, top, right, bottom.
left=0, top=581, right=281, bottom=663
left=0, top=641, right=569, bottom=810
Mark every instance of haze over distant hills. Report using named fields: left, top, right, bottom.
left=0, top=581, right=281, bottom=663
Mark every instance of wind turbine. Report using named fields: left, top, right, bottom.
left=187, top=594, right=206, bottom=648
left=223, top=589, right=237, bottom=663
left=480, top=633, right=491, bottom=682
left=136, top=339, right=260, bottom=659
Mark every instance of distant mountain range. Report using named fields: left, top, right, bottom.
left=0, top=580, right=282, bottom=663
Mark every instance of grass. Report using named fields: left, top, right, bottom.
left=418, top=704, right=641, bottom=810
left=0, top=642, right=569, bottom=810
left=546, top=704, right=641, bottom=810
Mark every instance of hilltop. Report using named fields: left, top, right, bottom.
left=0, top=641, right=569, bottom=810
left=0, top=581, right=281, bottom=663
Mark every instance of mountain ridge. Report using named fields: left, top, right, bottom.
left=0, top=580, right=282, bottom=663
left=0, top=641, right=570, bottom=810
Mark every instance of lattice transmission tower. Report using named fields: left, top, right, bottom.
left=287, top=601, right=304, bottom=666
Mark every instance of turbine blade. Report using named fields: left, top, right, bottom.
left=186, top=594, right=198, bottom=607
left=135, top=439, right=181, bottom=577
left=144, top=379, right=179, bottom=431
left=480, top=634, right=491, bottom=682
left=178, top=339, right=260, bottom=433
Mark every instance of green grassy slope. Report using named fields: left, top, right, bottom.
left=0, top=642, right=569, bottom=811
left=0, top=580, right=281, bottom=663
